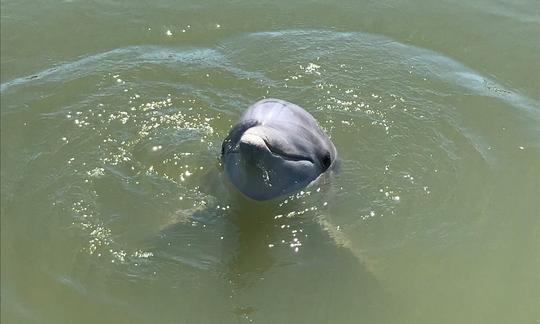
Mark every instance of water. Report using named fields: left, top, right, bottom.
left=1, top=0, right=539, bottom=323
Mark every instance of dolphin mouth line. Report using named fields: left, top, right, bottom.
left=261, top=138, right=314, bottom=163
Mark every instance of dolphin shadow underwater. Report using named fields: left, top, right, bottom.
left=151, top=197, right=399, bottom=323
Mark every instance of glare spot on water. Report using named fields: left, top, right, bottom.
left=87, top=167, right=105, bottom=178
left=111, top=250, right=127, bottom=262
left=303, top=62, right=321, bottom=75
left=132, top=251, right=153, bottom=258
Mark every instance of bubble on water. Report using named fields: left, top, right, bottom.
left=166, top=30, right=173, bottom=36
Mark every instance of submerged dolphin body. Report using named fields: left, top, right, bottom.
left=221, top=99, right=337, bottom=200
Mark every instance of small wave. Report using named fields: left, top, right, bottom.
left=0, top=45, right=275, bottom=94
left=3, top=29, right=537, bottom=119
left=245, top=29, right=540, bottom=118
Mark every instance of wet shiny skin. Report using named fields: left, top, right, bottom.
left=222, top=99, right=337, bottom=200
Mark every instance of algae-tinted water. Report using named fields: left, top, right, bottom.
left=1, top=1, right=539, bottom=323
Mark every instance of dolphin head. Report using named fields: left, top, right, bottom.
left=221, top=99, right=336, bottom=201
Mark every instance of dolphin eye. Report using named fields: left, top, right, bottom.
left=321, top=152, right=331, bottom=171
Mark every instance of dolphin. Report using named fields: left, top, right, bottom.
left=221, top=98, right=337, bottom=201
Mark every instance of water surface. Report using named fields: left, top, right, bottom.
left=1, top=1, right=539, bottom=323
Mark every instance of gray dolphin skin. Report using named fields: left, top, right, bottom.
left=221, top=98, right=337, bottom=201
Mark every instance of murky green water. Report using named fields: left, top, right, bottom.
left=2, top=0, right=539, bottom=323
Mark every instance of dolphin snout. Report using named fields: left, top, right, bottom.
left=239, top=132, right=269, bottom=163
